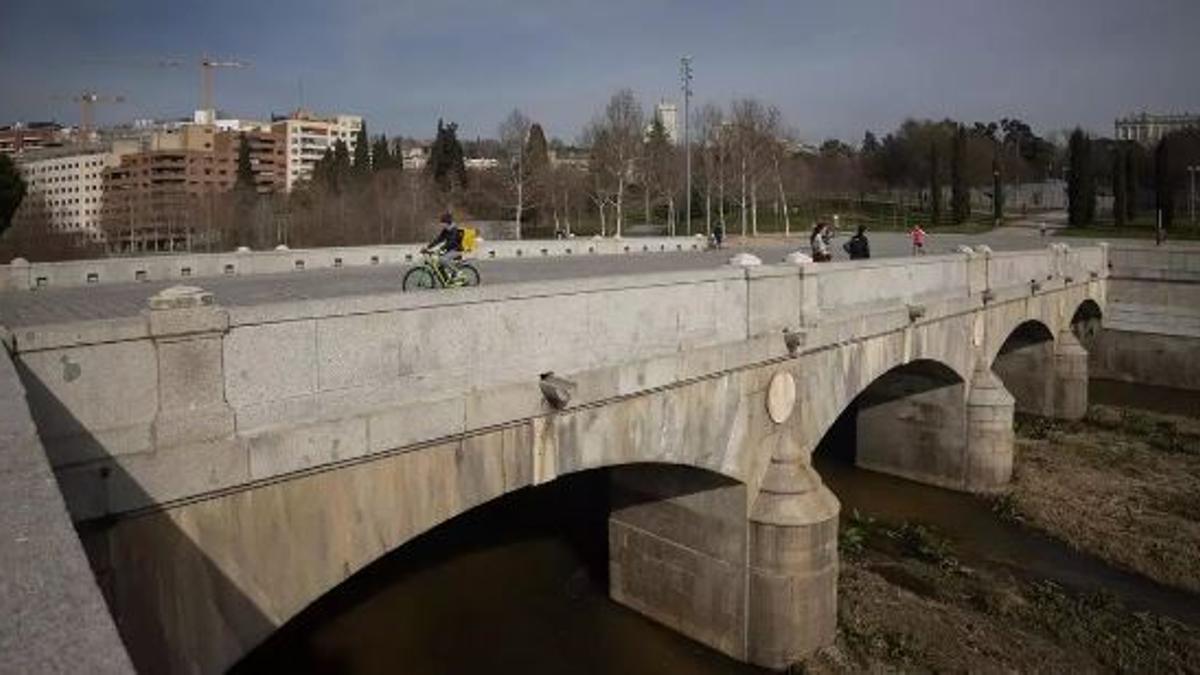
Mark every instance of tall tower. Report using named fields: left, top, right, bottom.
left=654, top=102, right=679, bottom=145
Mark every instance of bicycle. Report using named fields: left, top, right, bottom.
left=402, top=251, right=481, bottom=291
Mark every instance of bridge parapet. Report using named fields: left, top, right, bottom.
left=0, top=236, right=707, bottom=291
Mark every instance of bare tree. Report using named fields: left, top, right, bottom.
left=584, top=89, right=644, bottom=237
left=694, top=103, right=726, bottom=236
left=498, top=109, right=532, bottom=237
left=764, top=107, right=793, bottom=236
left=730, top=98, right=774, bottom=236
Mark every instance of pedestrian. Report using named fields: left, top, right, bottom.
left=810, top=222, right=831, bottom=262
left=843, top=224, right=871, bottom=260
left=910, top=223, right=927, bottom=256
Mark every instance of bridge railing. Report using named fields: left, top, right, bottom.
left=812, top=253, right=972, bottom=313
left=0, top=236, right=707, bottom=292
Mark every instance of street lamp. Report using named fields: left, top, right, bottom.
left=680, top=56, right=693, bottom=237
left=1188, top=165, right=1199, bottom=226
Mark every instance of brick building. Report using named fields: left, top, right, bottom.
left=101, top=126, right=285, bottom=252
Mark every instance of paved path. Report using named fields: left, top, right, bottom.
left=0, top=230, right=1088, bottom=328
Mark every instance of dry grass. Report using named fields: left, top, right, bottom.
left=1010, top=406, right=1200, bottom=593
left=794, top=513, right=1200, bottom=673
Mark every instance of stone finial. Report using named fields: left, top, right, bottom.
left=274, top=244, right=290, bottom=251
left=955, top=245, right=976, bottom=257
left=973, top=245, right=993, bottom=256
left=236, top=246, right=252, bottom=253
left=9, top=257, right=29, bottom=266
left=729, top=253, right=763, bottom=267
left=784, top=251, right=813, bottom=265
left=148, top=285, right=214, bottom=310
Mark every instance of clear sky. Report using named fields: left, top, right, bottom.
left=2, top=0, right=1198, bottom=144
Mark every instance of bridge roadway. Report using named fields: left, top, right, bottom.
left=0, top=229, right=1068, bottom=328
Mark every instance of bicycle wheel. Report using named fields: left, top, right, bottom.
left=458, top=263, right=481, bottom=287
left=402, top=266, right=438, bottom=291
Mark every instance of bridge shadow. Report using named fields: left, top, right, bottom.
left=14, top=361, right=275, bottom=675
left=232, top=463, right=742, bottom=675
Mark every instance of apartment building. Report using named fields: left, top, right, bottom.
left=14, top=146, right=125, bottom=243
left=0, top=122, right=68, bottom=156
left=100, top=126, right=286, bottom=252
left=271, top=109, right=363, bottom=190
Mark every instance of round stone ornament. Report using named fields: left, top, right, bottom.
left=766, top=371, right=797, bottom=424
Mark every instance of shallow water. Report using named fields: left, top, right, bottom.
left=236, top=382, right=1200, bottom=674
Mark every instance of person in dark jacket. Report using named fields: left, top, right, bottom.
left=843, top=224, right=871, bottom=260
left=424, top=212, right=464, bottom=278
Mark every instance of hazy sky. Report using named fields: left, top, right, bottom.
left=2, top=0, right=1198, bottom=144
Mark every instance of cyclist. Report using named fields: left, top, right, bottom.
left=423, top=212, right=465, bottom=281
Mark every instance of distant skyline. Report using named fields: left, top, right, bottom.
left=2, top=0, right=1199, bottom=145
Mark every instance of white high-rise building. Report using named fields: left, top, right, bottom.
left=15, top=147, right=127, bottom=243
left=654, top=102, right=679, bottom=144
left=272, top=110, right=364, bottom=191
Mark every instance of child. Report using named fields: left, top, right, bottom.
left=910, top=223, right=927, bottom=256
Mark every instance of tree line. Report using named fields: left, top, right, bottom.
left=3, top=90, right=1199, bottom=262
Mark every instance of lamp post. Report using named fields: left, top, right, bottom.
left=680, top=56, right=693, bottom=237
left=1188, top=165, right=1199, bottom=226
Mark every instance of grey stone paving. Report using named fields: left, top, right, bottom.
left=0, top=229, right=1079, bottom=328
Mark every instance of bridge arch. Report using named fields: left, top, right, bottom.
left=992, top=317, right=1087, bottom=420
left=233, top=461, right=748, bottom=672
left=806, top=357, right=1012, bottom=492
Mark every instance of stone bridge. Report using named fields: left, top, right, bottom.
left=2, top=243, right=1115, bottom=673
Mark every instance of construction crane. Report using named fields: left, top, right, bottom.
left=51, top=91, right=127, bottom=138
left=199, top=56, right=250, bottom=120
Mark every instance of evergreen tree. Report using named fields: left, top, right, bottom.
left=371, top=133, right=392, bottom=172
left=428, top=119, right=467, bottom=191
left=992, top=156, right=1003, bottom=224
left=1067, top=129, right=1095, bottom=226
left=929, top=143, right=941, bottom=225
left=524, top=122, right=551, bottom=225
left=352, top=121, right=370, bottom=177
left=1155, top=136, right=1174, bottom=230
left=1124, top=147, right=1138, bottom=222
left=950, top=125, right=969, bottom=224
left=312, top=147, right=335, bottom=189
left=333, top=139, right=352, bottom=177
left=525, top=123, right=550, bottom=175
left=235, top=133, right=256, bottom=192
left=0, top=154, right=27, bottom=237
left=1112, top=146, right=1127, bottom=227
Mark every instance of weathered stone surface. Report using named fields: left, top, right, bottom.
left=0, top=346, right=134, bottom=674
left=964, top=365, right=1016, bottom=493
left=223, top=320, right=317, bottom=406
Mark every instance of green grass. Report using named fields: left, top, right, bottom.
left=538, top=198, right=1001, bottom=239
left=1055, top=217, right=1200, bottom=241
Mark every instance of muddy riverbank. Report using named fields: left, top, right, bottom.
left=800, top=513, right=1200, bottom=673
left=1006, top=405, right=1200, bottom=594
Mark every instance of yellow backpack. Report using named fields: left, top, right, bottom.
left=462, top=227, right=478, bottom=253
